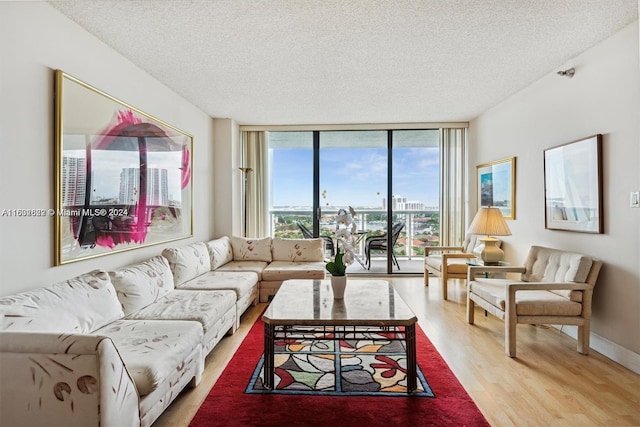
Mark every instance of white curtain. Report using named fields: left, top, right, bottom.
left=241, top=131, right=268, bottom=237
left=439, top=128, right=467, bottom=246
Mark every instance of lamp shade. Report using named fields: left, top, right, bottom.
left=468, top=207, right=511, bottom=237
left=467, top=207, right=511, bottom=264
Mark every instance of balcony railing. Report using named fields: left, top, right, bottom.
left=269, top=208, right=440, bottom=260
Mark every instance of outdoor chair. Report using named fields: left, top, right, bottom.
left=466, top=245, right=602, bottom=357
left=364, top=221, right=405, bottom=270
left=295, top=221, right=335, bottom=256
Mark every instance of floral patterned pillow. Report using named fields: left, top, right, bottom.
left=271, top=238, right=324, bottom=262
left=205, top=236, right=234, bottom=269
left=229, top=236, right=272, bottom=262
left=162, top=242, right=212, bottom=285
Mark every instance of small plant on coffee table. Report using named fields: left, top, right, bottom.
left=325, top=247, right=347, bottom=276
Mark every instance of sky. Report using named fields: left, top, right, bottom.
left=270, top=145, right=440, bottom=208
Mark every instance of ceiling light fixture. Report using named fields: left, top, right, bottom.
left=557, top=68, right=575, bottom=78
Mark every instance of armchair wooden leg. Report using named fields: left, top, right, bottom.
left=424, top=269, right=429, bottom=286
left=577, top=323, right=590, bottom=355
left=441, top=271, right=448, bottom=301
left=466, top=295, right=475, bottom=324
left=505, top=316, right=517, bottom=357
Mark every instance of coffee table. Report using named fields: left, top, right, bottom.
left=262, top=279, right=418, bottom=392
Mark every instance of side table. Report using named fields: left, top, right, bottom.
left=466, top=259, right=510, bottom=278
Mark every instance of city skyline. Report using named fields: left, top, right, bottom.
left=61, top=154, right=179, bottom=207
left=62, top=150, right=183, bottom=202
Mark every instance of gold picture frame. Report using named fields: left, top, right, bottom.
left=476, top=157, right=516, bottom=220
left=54, top=70, right=193, bottom=265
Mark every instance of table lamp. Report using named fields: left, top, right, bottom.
left=467, top=207, right=511, bottom=264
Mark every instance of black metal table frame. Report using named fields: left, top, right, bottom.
left=263, top=322, right=417, bottom=392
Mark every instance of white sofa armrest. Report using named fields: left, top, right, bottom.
left=0, top=332, right=140, bottom=427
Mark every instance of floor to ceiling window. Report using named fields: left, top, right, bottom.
left=267, top=129, right=441, bottom=275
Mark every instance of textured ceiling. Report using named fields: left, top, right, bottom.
left=49, top=0, right=637, bottom=125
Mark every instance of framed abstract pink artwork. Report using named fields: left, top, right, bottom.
left=54, top=70, right=193, bottom=265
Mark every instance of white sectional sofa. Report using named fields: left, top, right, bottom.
left=192, top=235, right=327, bottom=302
left=110, top=255, right=238, bottom=356
left=0, top=235, right=325, bottom=426
left=0, top=269, right=205, bottom=427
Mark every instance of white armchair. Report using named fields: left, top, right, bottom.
left=466, top=245, right=602, bottom=357
left=424, top=234, right=501, bottom=300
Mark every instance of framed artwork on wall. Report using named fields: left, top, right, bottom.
left=544, top=134, right=603, bottom=234
left=54, top=70, right=193, bottom=265
left=476, top=157, right=516, bottom=219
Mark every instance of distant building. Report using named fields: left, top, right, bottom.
left=61, top=156, right=86, bottom=206
left=119, top=168, right=169, bottom=205
left=384, top=195, right=425, bottom=211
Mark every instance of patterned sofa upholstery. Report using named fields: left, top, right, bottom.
left=0, top=270, right=204, bottom=427
left=162, top=240, right=259, bottom=330
left=0, top=236, right=325, bottom=426
left=260, top=237, right=326, bottom=302
left=175, top=236, right=326, bottom=303
left=109, top=255, right=237, bottom=355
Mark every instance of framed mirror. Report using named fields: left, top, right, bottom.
left=54, top=70, right=193, bottom=265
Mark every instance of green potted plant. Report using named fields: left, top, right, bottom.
left=325, top=247, right=347, bottom=277
left=326, top=247, right=347, bottom=299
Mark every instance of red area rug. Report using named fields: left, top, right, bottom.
left=190, top=315, right=489, bottom=427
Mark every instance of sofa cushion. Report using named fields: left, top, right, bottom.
left=271, top=237, right=325, bottom=262
left=261, top=261, right=326, bottom=282
left=94, top=319, right=203, bottom=396
left=515, top=292, right=583, bottom=316
left=424, top=255, right=469, bottom=275
left=205, top=236, right=233, bottom=269
left=177, top=271, right=258, bottom=301
left=109, top=256, right=175, bottom=315
left=0, top=270, right=123, bottom=333
left=469, top=279, right=583, bottom=316
left=522, top=246, right=593, bottom=283
left=230, top=236, right=272, bottom=262
left=124, top=290, right=236, bottom=336
left=522, top=246, right=592, bottom=300
left=162, top=242, right=211, bottom=286
left=215, top=260, right=268, bottom=281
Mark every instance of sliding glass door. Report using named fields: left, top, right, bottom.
left=268, top=129, right=440, bottom=274
left=268, top=131, right=315, bottom=239
left=319, top=131, right=388, bottom=271
left=391, top=130, right=441, bottom=271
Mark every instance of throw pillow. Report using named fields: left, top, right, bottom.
left=205, top=236, right=234, bottom=269
left=229, top=236, right=272, bottom=262
left=162, top=242, right=212, bottom=285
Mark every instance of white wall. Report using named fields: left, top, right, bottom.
left=212, top=118, right=242, bottom=238
left=469, top=21, right=640, bottom=369
left=0, top=3, right=215, bottom=296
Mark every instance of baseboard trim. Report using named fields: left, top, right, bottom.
left=559, top=325, right=640, bottom=375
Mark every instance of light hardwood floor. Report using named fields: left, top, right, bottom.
left=154, top=277, right=640, bottom=427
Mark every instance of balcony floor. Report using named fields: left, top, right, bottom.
left=344, top=256, right=424, bottom=275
